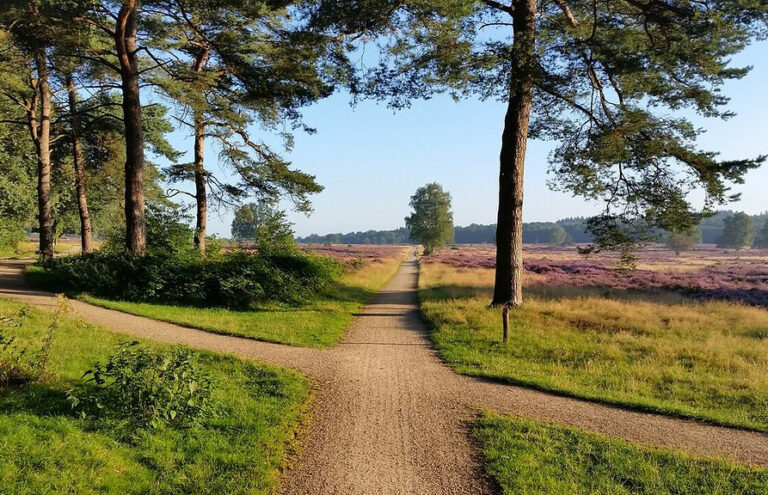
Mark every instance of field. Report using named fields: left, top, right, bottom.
left=0, top=296, right=309, bottom=494
left=420, top=244, right=768, bottom=431
left=73, top=245, right=409, bottom=347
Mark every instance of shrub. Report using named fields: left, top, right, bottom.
left=0, top=296, right=65, bottom=388
left=38, top=250, right=341, bottom=308
left=0, top=219, right=24, bottom=256
left=104, top=203, right=195, bottom=256
left=68, top=342, right=217, bottom=429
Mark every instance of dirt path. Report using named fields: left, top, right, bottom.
left=2, top=257, right=768, bottom=494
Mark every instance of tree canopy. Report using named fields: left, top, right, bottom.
left=718, top=212, right=755, bottom=248
left=405, top=183, right=454, bottom=254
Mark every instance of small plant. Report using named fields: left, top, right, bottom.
left=348, top=257, right=366, bottom=270
left=0, top=296, right=66, bottom=388
left=68, top=342, right=217, bottom=429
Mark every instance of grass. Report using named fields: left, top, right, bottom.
left=419, top=263, right=768, bottom=431
left=0, top=296, right=310, bottom=494
left=5, top=239, right=83, bottom=259
left=27, top=253, right=406, bottom=348
left=474, top=412, right=768, bottom=494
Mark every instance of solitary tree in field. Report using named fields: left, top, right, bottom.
left=311, top=0, right=767, bottom=340
left=717, top=212, right=755, bottom=249
left=666, top=232, right=695, bottom=255
left=405, top=183, right=453, bottom=255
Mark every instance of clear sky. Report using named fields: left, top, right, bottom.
left=162, top=41, right=768, bottom=238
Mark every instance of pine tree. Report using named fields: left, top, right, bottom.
left=311, top=0, right=767, bottom=339
left=148, top=0, right=338, bottom=252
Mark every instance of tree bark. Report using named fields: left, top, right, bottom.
left=66, top=74, right=93, bottom=253
left=115, top=0, right=146, bottom=255
left=192, top=48, right=209, bottom=253
left=193, top=113, right=207, bottom=252
left=491, top=0, right=537, bottom=338
left=31, top=53, right=54, bottom=261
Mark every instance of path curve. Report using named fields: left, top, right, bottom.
left=2, top=257, right=768, bottom=495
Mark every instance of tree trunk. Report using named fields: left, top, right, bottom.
left=491, top=0, right=537, bottom=341
left=192, top=48, right=209, bottom=253
left=193, top=113, right=207, bottom=252
left=66, top=74, right=93, bottom=253
left=115, top=0, right=146, bottom=255
left=33, top=53, right=54, bottom=261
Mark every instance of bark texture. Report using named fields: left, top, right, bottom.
left=115, top=0, right=146, bottom=254
left=30, top=53, right=54, bottom=261
left=66, top=74, right=93, bottom=253
left=192, top=49, right=209, bottom=252
left=492, top=0, right=537, bottom=314
left=193, top=114, right=207, bottom=252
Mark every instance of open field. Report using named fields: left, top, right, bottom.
left=425, top=244, right=768, bottom=307
left=0, top=296, right=309, bottom=494
left=56, top=245, right=409, bottom=348
left=474, top=412, right=768, bottom=494
left=419, top=245, right=768, bottom=431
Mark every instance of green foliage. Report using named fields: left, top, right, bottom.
left=757, top=219, right=768, bottom=248
left=231, top=201, right=296, bottom=253
left=152, top=0, right=329, bottom=214
left=475, top=413, right=768, bottom=495
left=0, top=296, right=64, bottom=387
left=106, top=203, right=195, bottom=256
left=717, top=212, right=755, bottom=248
left=405, top=183, right=454, bottom=255
left=0, top=220, right=24, bottom=257
left=68, top=342, right=216, bottom=429
left=667, top=232, right=696, bottom=254
left=37, top=249, right=341, bottom=309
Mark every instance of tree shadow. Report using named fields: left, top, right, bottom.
left=0, top=381, right=76, bottom=417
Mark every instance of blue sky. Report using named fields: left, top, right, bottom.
left=161, top=41, right=768, bottom=238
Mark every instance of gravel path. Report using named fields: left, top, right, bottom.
left=2, top=256, right=768, bottom=494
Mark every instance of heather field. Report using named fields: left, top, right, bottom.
left=422, top=244, right=768, bottom=307
left=419, top=244, right=768, bottom=431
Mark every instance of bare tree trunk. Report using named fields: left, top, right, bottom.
left=66, top=74, right=93, bottom=253
left=192, top=48, right=209, bottom=253
left=115, top=0, right=146, bottom=255
left=491, top=0, right=537, bottom=342
left=32, top=53, right=54, bottom=261
left=193, top=113, right=207, bottom=252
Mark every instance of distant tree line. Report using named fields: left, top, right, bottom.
left=296, top=211, right=768, bottom=247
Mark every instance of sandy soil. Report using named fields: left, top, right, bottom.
left=2, top=256, right=767, bottom=494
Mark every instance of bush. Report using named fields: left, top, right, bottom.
left=104, top=203, right=195, bottom=256
left=0, top=297, right=65, bottom=387
left=68, top=342, right=217, bottom=429
left=0, top=219, right=24, bottom=256
left=38, top=250, right=342, bottom=308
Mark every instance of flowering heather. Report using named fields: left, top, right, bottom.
left=422, top=244, right=768, bottom=307
left=299, top=244, right=407, bottom=263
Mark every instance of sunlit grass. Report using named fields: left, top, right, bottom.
left=0, top=297, right=309, bottom=494
left=420, top=263, right=768, bottom=431
left=73, top=255, right=406, bottom=348
left=475, top=412, right=768, bottom=495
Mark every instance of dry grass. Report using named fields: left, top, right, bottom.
left=419, top=263, right=768, bottom=431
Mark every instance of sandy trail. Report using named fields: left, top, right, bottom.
left=2, top=257, right=768, bottom=494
